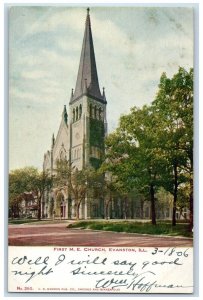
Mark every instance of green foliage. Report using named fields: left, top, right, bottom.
left=9, top=167, right=39, bottom=217
left=155, top=187, right=173, bottom=207
left=9, top=219, right=42, bottom=224
left=102, top=67, right=193, bottom=227
left=152, top=67, right=193, bottom=176
left=54, top=159, right=103, bottom=219
left=89, top=157, right=102, bottom=169
left=49, top=197, right=54, bottom=217
left=152, top=67, right=193, bottom=226
left=102, top=105, right=164, bottom=225
left=9, top=167, right=52, bottom=219
left=55, top=191, right=63, bottom=216
left=54, top=159, right=71, bottom=188
left=67, top=220, right=192, bottom=237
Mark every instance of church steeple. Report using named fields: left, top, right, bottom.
left=71, top=8, right=104, bottom=103
left=63, top=105, right=68, bottom=124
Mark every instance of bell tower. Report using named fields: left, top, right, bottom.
left=69, top=8, right=107, bottom=170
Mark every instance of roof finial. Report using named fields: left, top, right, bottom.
left=52, top=133, right=55, bottom=148
left=87, top=7, right=90, bottom=15
left=63, top=105, right=68, bottom=124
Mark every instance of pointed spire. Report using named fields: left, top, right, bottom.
left=71, top=8, right=103, bottom=103
left=52, top=133, right=55, bottom=148
left=102, top=87, right=106, bottom=99
left=63, top=105, right=68, bottom=124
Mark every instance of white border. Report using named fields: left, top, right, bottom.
left=1, top=1, right=201, bottom=299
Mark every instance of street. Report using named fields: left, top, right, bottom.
left=8, top=223, right=193, bottom=247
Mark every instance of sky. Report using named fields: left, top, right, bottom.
left=9, top=5, right=194, bottom=171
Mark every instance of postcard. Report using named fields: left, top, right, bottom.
left=8, top=5, right=194, bottom=294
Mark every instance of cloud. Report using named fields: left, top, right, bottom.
left=56, top=38, right=81, bottom=52
left=92, top=16, right=136, bottom=56
left=25, top=8, right=85, bottom=36
left=21, top=70, right=50, bottom=80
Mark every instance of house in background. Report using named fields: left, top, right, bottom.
left=20, top=192, right=38, bottom=218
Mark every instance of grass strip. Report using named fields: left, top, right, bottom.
left=67, top=220, right=192, bottom=238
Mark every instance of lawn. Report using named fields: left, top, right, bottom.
left=8, top=218, right=192, bottom=238
left=8, top=219, right=46, bottom=225
left=8, top=219, right=67, bottom=225
left=67, top=220, right=192, bottom=238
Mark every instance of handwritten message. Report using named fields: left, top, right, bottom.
left=8, top=246, right=193, bottom=293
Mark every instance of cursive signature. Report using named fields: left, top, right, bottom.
left=95, top=275, right=193, bottom=292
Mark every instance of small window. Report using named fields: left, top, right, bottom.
left=79, top=104, right=82, bottom=118
left=89, top=104, right=92, bottom=118
left=73, top=109, right=75, bottom=122
left=94, top=106, right=97, bottom=119
left=76, top=107, right=78, bottom=120
left=99, top=107, right=102, bottom=120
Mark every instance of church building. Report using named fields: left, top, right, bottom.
left=42, top=8, right=175, bottom=222
left=43, top=8, right=107, bottom=219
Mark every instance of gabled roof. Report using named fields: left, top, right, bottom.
left=71, top=8, right=104, bottom=103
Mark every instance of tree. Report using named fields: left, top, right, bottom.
left=28, top=171, right=53, bottom=220
left=54, top=159, right=101, bottom=220
left=49, top=197, right=54, bottom=217
left=71, top=168, right=89, bottom=220
left=152, top=67, right=193, bottom=227
left=9, top=167, right=52, bottom=220
left=155, top=187, right=173, bottom=219
left=176, top=184, right=190, bottom=220
left=55, top=191, right=64, bottom=217
left=97, top=172, right=120, bottom=220
left=100, top=134, right=132, bottom=219
left=9, top=167, right=38, bottom=218
left=100, top=67, right=192, bottom=229
left=103, top=105, right=167, bottom=225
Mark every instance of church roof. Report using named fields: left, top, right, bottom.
left=71, top=8, right=104, bottom=103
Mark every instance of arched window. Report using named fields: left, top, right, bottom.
left=73, top=109, right=75, bottom=122
left=77, top=149, right=79, bottom=158
left=74, top=149, right=77, bottom=159
left=99, top=107, right=102, bottom=120
left=89, top=103, right=92, bottom=118
left=76, top=107, right=78, bottom=120
left=94, top=106, right=97, bottom=119
left=79, top=104, right=82, bottom=118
